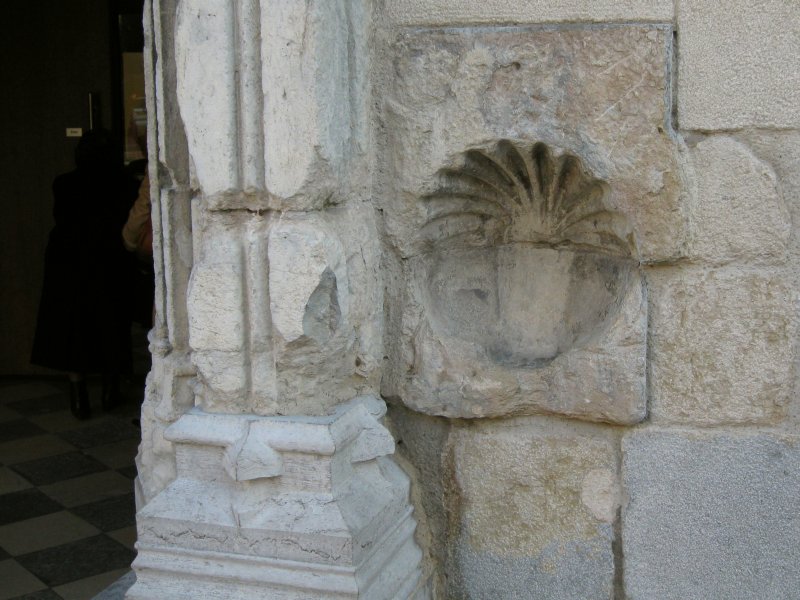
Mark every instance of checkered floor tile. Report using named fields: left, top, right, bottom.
left=0, top=379, right=142, bottom=600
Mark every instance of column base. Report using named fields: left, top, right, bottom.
left=127, top=397, right=428, bottom=599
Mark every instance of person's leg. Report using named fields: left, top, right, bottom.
left=101, top=372, right=121, bottom=411
left=67, top=372, right=91, bottom=419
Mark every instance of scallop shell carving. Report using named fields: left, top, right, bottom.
left=421, top=140, right=634, bottom=254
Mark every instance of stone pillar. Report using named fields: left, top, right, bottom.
left=129, top=1, right=427, bottom=598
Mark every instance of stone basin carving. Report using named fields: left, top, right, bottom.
left=420, top=140, right=635, bottom=367
left=425, top=245, right=636, bottom=368
left=386, top=140, right=648, bottom=424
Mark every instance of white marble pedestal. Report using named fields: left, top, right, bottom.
left=127, top=396, right=426, bottom=599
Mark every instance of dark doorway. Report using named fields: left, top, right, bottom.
left=0, top=0, right=144, bottom=375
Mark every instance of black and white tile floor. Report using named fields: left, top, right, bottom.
left=0, top=378, right=141, bottom=600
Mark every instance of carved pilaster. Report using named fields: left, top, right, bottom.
left=131, top=1, right=427, bottom=597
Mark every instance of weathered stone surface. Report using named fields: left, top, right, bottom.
left=623, top=430, right=800, bottom=600
left=380, top=25, right=686, bottom=261
left=677, top=0, right=800, bottom=130
left=382, top=139, right=647, bottom=423
left=449, top=418, right=619, bottom=599
left=131, top=397, right=426, bottom=600
left=139, top=1, right=800, bottom=599
left=175, top=0, right=368, bottom=208
left=386, top=245, right=647, bottom=423
left=378, top=0, right=672, bottom=26
left=150, top=0, right=190, bottom=186
left=687, top=136, right=789, bottom=264
left=379, top=25, right=686, bottom=424
left=736, top=130, right=800, bottom=424
left=648, top=268, right=796, bottom=425
left=186, top=204, right=383, bottom=417
left=136, top=358, right=194, bottom=507
left=386, top=405, right=453, bottom=599
left=268, top=218, right=348, bottom=344
left=174, top=0, right=239, bottom=196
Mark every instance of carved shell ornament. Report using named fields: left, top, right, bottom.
left=420, top=140, right=634, bottom=255
left=414, top=139, right=640, bottom=368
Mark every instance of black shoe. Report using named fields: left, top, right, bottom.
left=101, top=374, right=122, bottom=411
left=69, top=381, right=92, bottom=420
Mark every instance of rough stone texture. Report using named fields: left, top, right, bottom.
left=687, top=136, right=789, bottom=264
left=677, top=0, right=800, bottom=130
left=379, top=24, right=686, bottom=425
left=133, top=2, right=428, bottom=598
left=378, top=0, right=672, bottom=26
left=380, top=25, right=685, bottom=261
left=186, top=204, right=382, bottom=417
left=173, top=0, right=382, bottom=417
left=150, top=0, right=190, bottom=187
left=393, top=248, right=647, bottom=423
left=134, top=1, right=800, bottom=598
left=175, top=0, right=369, bottom=209
left=449, top=418, right=619, bottom=599
left=648, top=267, right=796, bottom=425
left=385, top=406, right=453, bottom=599
left=736, top=130, right=800, bottom=425
left=623, top=430, right=800, bottom=600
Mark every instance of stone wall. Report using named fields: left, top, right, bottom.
left=375, top=1, right=800, bottom=598
left=134, top=1, right=799, bottom=598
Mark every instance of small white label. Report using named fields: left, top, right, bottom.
left=66, top=127, right=83, bottom=138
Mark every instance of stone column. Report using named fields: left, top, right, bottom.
left=128, top=1, right=427, bottom=598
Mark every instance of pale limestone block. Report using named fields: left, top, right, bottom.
left=581, top=468, right=620, bottom=524
left=191, top=352, right=248, bottom=401
left=379, top=25, right=689, bottom=424
left=648, top=268, right=796, bottom=425
left=262, top=0, right=353, bottom=204
left=735, top=130, right=800, bottom=424
left=387, top=247, right=647, bottom=423
left=150, top=0, right=190, bottom=186
left=185, top=206, right=381, bottom=417
left=623, top=430, right=800, bottom=600
left=268, top=219, right=348, bottom=344
left=264, top=212, right=370, bottom=416
left=174, top=0, right=238, bottom=195
left=678, top=0, right=800, bottom=129
left=159, top=186, right=194, bottom=352
left=449, top=418, right=617, bottom=599
left=186, top=214, right=249, bottom=403
left=187, top=261, right=244, bottom=352
left=135, top=347, right=195, bottom=507
left=688, top=136, right=789, bottom=264
left=379, top=0, right=672, bottom=26
left=381, top=25, right=686, bottom=262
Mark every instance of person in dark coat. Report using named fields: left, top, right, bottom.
left=31, top=129, right=139, bottom=419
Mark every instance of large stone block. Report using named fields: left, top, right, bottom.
left=622, top=430, right=800, bottom=600
left=380, top=25, right=683, bottom=424
left=449, top=419, right=619, bottom=599
left=378, top=0, right=672, bottom=26
left=187, top=205, right=383, bottom=416
left=648, top=268, right=796, bottom=425
left=677, top=0, right=800, bottom=130
left=381, top=25, right=685, bottom=261
left=687, top=136, right=789, bottom=264
left=175, top=0, right=367, bottom=208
